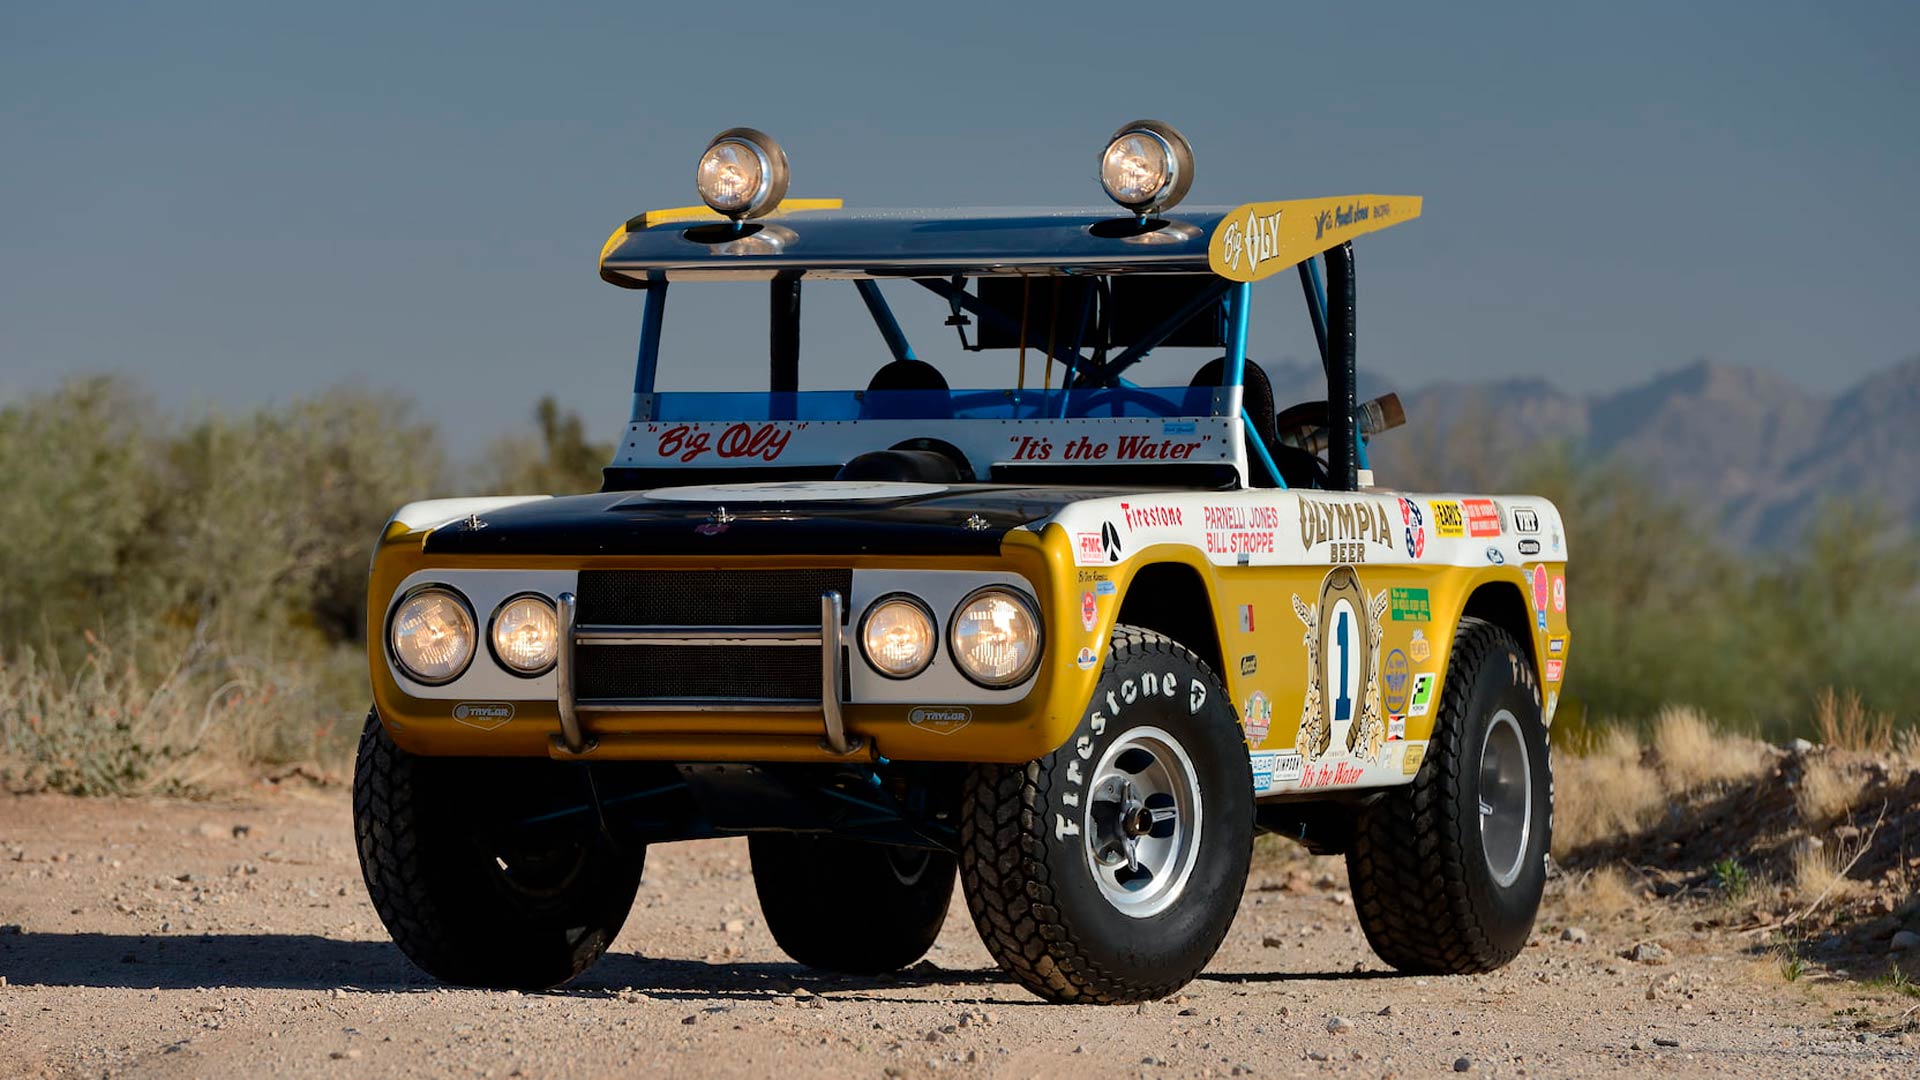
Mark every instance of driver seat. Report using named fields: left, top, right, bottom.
left=1189, top=358, right=1323, bottom=489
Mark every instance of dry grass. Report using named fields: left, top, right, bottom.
left=1791, top=842, right=1853, bottom=904
left=1650, top=704, right=1772, bottom=790
left=1553, top=727, right=1663, bottom=856
left=1559, top=864, right=1641, bottom=922
left=1795, top=757, right=1862, bottom=824
left=1813, top=688, right=1895, bottom=754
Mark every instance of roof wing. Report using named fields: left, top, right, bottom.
left=1207, top=195, right=1422, bottom=282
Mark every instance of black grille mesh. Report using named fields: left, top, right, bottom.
left=576, top=569, right=852, bottom=626
left=576, top=644, right=819, bottom=701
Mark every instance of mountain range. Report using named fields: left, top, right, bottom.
left=1264, top=355, right=1920, bottom=548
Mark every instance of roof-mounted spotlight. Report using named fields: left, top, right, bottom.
left=695, top=127, right=790, bottom=220
left=1099, top=120, right=1194, bottom=217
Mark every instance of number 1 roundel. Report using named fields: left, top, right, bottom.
left=1315, top=566, right=1372, bottom=758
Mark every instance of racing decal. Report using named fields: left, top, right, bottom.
left=1389, top=586, right=1430, bottom=622
left=1553, top=574, right=1566, bottom=613
left=1239, top=654, right=1257, bottom=676
left=1208, top=194, right=1424, bottom=283
left=1406, top=672, right=1436, bottom=718
left=1430, top=500, right=1465, bottom=538
left=1119, top=502, right=1185, bottom=530
left=1298, top=496, right=1394, bottom=564
left=1300, top=760, right=1367, bottom=789
left=1074, top=531, right=1105, bottom=566
left=1408, top=629, right=1431, bottom=663
left=1401, top=742, right=1427, bottom=776
left=1513, top=507, right=1540, bottom=533
left=1462, top=498, right=1502, bottom=538
left=1076, top=646, right=1100, bottom=670
left=1387, top=714, right=1406, bottom=740
left=1398, top=497, right=1427, bottom=559
left=1518, top=538, right=1541, bottom=555
left=908, top=707, right=972, bottom=735
left=1100, top=522, right=1124, bottom=562
left=1238, top=604, right=1255, bottom=632
left=1242, top=690, right=1273, bottom=746
left=1081, top=591, right=1098, bottom=631
left=656, top=422, right=795, bottom=463
left=1549, top=637, right=1565, bottom=655
left=1203, top=504, right=1282, bottom=556
left=1531, top=565, right=1550, bottom=611
left=1250, top=750, right=1306, bottom=795
left=1382, top=649, right=1411, bottom=713
left=1007, top=432, right=1212, bottom=462
left=1545, top=658, right=1564, bottom=683
left=1251, top=751, right=1276, bottom=792
left=452, top=702, right=513, bottom=731
left=1291, top=567, right=1391, bottom=765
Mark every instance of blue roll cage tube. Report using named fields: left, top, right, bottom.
left=626, top=250, right=1364, bottom=492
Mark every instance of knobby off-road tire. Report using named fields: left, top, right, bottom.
left=353, top=712, right=644, bottom=990
left=749, top=836, right=955, bottom=973
left=1347, top=616, right=1553, bottom=974
left=960, top=626, right=1253, bottom=1004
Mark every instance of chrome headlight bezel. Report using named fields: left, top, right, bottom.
left=696, top=127, right=790, bottom=220
left=947, top=586, right=1044, bottom=689
left=487, top=592, right=561, bottom=678
left=386, top=584, right=478, bottom=687
left=858, top=593, right=939, bottom=680
left=1099, top=119, right=1195, bottom=215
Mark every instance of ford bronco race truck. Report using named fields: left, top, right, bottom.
left=355, top=123, right=1569, bottom=1003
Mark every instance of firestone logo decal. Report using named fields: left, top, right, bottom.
left=1119, top=502, right=1184, bottom=530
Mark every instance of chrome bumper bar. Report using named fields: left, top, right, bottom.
left=551, top=589, right=856, bottom=757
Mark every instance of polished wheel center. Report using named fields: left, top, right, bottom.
left=1477, top=709, right=1534, bottom=889
left=1081, top=726, right=1204, bottom=919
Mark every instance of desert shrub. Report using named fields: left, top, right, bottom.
left=1650, top=705, right=1771, bottom=790
left=1794, top=757, right=1862, bottom=824
left=1553, top=727, right=1663, bottom=855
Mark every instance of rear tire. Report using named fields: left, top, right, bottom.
left=1346, top=617, right=1552, bottom=974
left=959, top=626, right=1252, bottom=1003
left=749, top=835, right=955, bottom=973
left=353, top=712, right=644, bottom=989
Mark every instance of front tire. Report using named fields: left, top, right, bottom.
left=1346, top=617, right=1552, bottom=974
left=353, top=712, right=644, bottom=989
left=960, top=626, right=1253, bottom=1004
left=749, top=835, right=955, bottom=973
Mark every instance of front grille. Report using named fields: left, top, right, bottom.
left=577, top=569, right=851, bottom=626
left=576, top=644, right=819, bottom=701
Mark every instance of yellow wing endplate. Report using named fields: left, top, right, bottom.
left=1207, top=194, right=1422, bottom=283
left=599, top=198, right=844, bottom=263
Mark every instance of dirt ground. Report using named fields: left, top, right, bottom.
left=1, top=790, right=1913, bottom=1079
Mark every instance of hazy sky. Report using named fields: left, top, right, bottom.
left=4, top=2, right=1916, bottom=450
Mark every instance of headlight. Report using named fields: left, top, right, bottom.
left=860, top=595, right=937, bottom=679
left=490, top=594, right=560, bottom=676
left=949, top=587, right=1043, bottom=688
left=1099, top=119, right=1194, bottom=215
left=696, top=127, right=790, bottom=220
left=389, top=586, right=476, bottom=685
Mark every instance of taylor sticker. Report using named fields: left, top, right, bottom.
left=908, top=707, right=972, bottom=735
left=452, top=702, right=513, bottom=731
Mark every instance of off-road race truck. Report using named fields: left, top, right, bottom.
left=355, top=123, right=1569, bottom=1004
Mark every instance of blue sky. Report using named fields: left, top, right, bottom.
left=3, top=2, right=1915, bottom=448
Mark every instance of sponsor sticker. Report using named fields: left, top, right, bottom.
left=1382, top=648, right=1411, bottom=713
left=1407, top=672, right=1436, bottom=718
left=1537, top=610, right=1549, bottom=631
left=908, top=706, right=972, bottom=735
left=1100, top=521, right=1124, bottom=562
left=1549, top=637, right=1565, bottom=655
left=1076, top=646, right=1100, bottom=670
left=1238, top=603, right=1256, bottom=633
left=1531, top=565, right=1550, bottom=611
left=1203, top=503, right=1280, bottom=557
left=1095, top=579, right=1117, bottom=596
left=1462, top=498, right=1502, bottom=537
left=1274, top=751, right=1306, bottom=783
left=1242, top=690, right=1273, bottom=745
left=1389, top=586, right=1431, bottom=622
left=1162, top=420, right=1197, bottom=435
left=1518, top=538, right=1541, bottom=556
left=1297, top=495, right=1395, bottom=565
left=1553, top=574, right=1566, bottom=613
left=1081, top=591, right=1098, bottom=632
left=1118, top=502, right=1184, bottom=530
left=1513, top=507, right=1540, bottom=533
left=1300, top=760, right=1366, bottom=788
left=1430, top=499, right=1465, bottom=538
left=1545, top=658, right=1564, bottom=682
left=1398, top=497, right=1427, bottom=559
left=1486, top=546, right=1506, bottom=565
left=452, top=702, right=513, bottom=731
left=1408, top=629, right=1431, bottom=663
left=1387, top=714, right=1406, bottom=740
left=1074, top=531, right=1105, bottom=565
left=1401, top=742, right=1427, bottom=776
left=1250, top=751, right=1276, bottom=793
left=1239, top=654, right=1258, bottom=677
